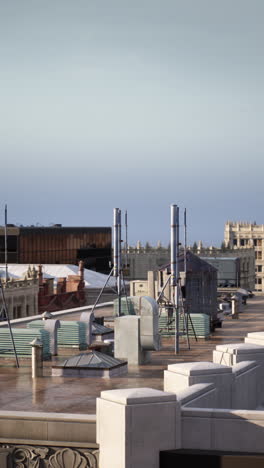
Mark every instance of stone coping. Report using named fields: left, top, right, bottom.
left=0, top=438, right=98, bottom=448
left=167, top=362, right=232, bottom=376
left=216, top=343, right=264, bottom=354
left=232, top=360, right=258, bottom=376
left=247, top=332, right=264, bottom=339
left=182, top=407, right=264, bottom=419
left=100, top=387, right=177, bottom=405
left=0, top=410, right=96, bottom=422
left=176, top=383, right=215, bottom=405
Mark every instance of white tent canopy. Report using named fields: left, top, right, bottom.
left=0, top=264, right=117, bottom=289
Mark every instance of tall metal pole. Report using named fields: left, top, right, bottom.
left=171, top=204, right=180, bottom=354
left=0, top=280, right=19, bottom=368
left=113, top=208, right=119, bottom=281
left=4, top=204, right=8, bottom=282
left=184, top=208, right=187, bottom=276
left=117, top=209, right=122, bottom=316
left=113, top=208, right=122, bottom=316
left=125, top=210, right=128, bottom=268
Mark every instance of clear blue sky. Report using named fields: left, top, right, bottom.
left=1, top=1, right=263, bottom=247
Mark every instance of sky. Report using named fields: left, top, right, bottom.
left=0, top=0, right=263, bottom=247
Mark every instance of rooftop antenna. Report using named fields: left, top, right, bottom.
left=184, top=208, right=187, bottom=275
left=171, top=204, right=180, bottom=354
left=113, top=208, right=119, bottom=280
left=0, top=280, right=19, bottom=367
left=4, top=204, right=8, bottom=281
left=117, top=208, right=122, bottom=316
left=90, top=208, right=128, bottom=317
left=0, top=205, right=19, bottom=367
left=124, top=210, right=128, bottom=268
left=158, top=205, right=197, bottom=351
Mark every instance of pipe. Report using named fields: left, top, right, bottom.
left=170, top=204, right=180, bottom=354
left=113, top=208, right=119, bottom=278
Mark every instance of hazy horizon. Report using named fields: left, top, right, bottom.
left=1, top=1, right=263, bottom=246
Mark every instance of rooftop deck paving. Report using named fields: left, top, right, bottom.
left=0, top=296, right=264, bottom=414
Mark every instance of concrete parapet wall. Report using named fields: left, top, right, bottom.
left=232, top=361, right=258, bottom=409
left=181, top=407, right=264, bottom=453
left=97, top=338, right=264, bottom=467
left=176, top=383, right=217, bottom=408
left=213, top=343, right=264, bottom=406
left=0, top=410, right=97, bottom=448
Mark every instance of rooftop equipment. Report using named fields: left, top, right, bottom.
left=0, top=328, right=50, bottom=360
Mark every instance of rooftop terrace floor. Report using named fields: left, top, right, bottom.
left=1, top=296, right=264, bottom=414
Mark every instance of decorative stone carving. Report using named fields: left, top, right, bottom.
left=10, top=445, right=48, bottom=467
left=82, top=450, right=99, bottom=468
left=49, top=448, right=87, bottom=467
left=0, top=444, right=98, bottom=468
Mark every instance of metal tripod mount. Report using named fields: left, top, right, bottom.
left=0, top=277, right=19, bottom=367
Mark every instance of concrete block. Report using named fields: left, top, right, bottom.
left=164, top=370, right=190, bottom=393
left=247, top=331, right=264, bottom=341
left=177, top=383, right=217, bottom=408
left=97, top=387, right=180, bottom=468
left=232, top=361, right=258, bottom=409
left=114, top=316, right=148, bottom=365
left=181, top=408, right=213, bottom=450
left=213, top=350, right=233, bottom=366
left=214, top=343, right=264, bottom=405
left=164, top=362, right=233, bottom=408
left=211, top=409, right=264, bottom=453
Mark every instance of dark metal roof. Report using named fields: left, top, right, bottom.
left=56, top=351, right=125, bottom=369
left=159, top=250, right=217, bottom=273
left=92, top=323, right=114, bottom=335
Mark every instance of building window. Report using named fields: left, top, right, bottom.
left=255, top=251, right=262, bottom=260
left=256, top=278, right=262, bottom=285
left=16, top=306, right=22, bottom=318
left=240, top=239, right=245, bottom=246
left=254, top=238, right=262, bottom=247
left=257, top=265, right=263, bottom=272
left=233, top=239, right=237, bottom=246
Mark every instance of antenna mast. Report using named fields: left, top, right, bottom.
left=184, top=208, right=187, bottom=275
left=4, top=204, right=8, bottom=281
left=125, top=210, right=128, bottom=268
left=171, top=204, right=180, bottom=354
left=113, top=208, right=122, bottom=316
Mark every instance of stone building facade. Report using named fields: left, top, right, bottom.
left=0, top=277, right=39, bottom=319
left=224, top=221, right=263, bottom=291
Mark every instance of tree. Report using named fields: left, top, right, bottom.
left=192, top=241, right=198, bottom=252
left=145, top=241, right=151, bottom=251
left=221, top=241, right=226, bottom=252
